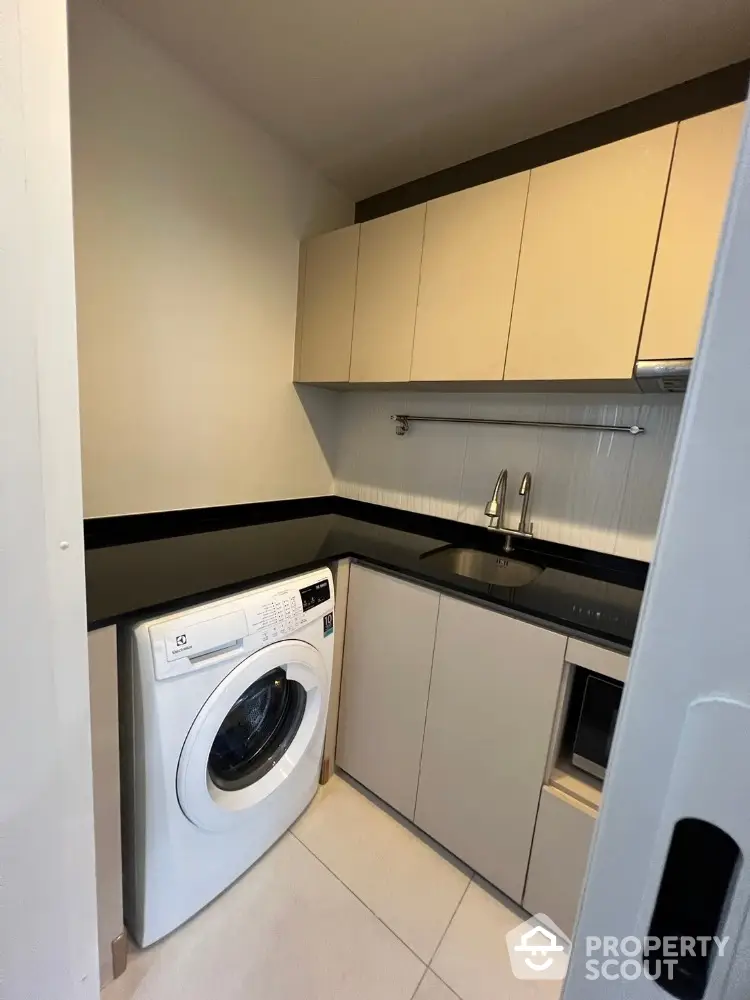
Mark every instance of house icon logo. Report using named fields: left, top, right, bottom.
left=505, top=913, right=571, bottom=980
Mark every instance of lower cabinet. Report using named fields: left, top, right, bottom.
left=88, top=625, right=127, bottom=987
left=414, top=594, right=567, bottom=903
left=523, top=786, right=598, bottom=938
left=336, top=564, right=439, bottom=819
left=336, top=565, right=601, bottom=915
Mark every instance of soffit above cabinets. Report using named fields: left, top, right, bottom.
left=103, top=0, right=750, bottom=198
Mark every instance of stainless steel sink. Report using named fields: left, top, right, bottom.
left=421, top=546, right=544, bottom=588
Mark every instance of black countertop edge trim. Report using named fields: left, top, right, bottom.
left=330, top=497, right=648, bottom=589
left=86, top=552, right=632, bottom=653
left=85, top=557, right=334, bottom=631
left=83, top=494, right=648, bottom=589
left=83, top=495, right=333, bottom=548
left=352, top=555, right=634, bottom=654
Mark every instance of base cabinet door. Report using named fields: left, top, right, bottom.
left=523, top=786, right=598, bottom=938
left=88, top=625, right=126, bottom=987
left=336, top=564, right=439, bottom=819
left=415, top=595, right=566, bottom=902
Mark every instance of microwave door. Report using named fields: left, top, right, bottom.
left=572, top=674, right=623, bottom=780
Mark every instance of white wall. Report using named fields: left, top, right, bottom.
left=335, top=390, right=683, bottom=561
left=69, top=0, right=352, bottom=518
left=68, top=0, right=680, bottom=559
left=0, top=0, right=98, bottom=994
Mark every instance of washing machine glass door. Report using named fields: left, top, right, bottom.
left=177, top=639, right=327, bottom=831
left=208, top=667, right=306, bottom=791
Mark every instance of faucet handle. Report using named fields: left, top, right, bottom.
left=486, top=468, right=508, bottom=530
left=515, top=471, right=534, bottom=538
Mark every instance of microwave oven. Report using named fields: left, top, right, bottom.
left=571, top=671, right=624, bottom=780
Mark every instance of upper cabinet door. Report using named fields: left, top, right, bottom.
left=349, top=205, right=426, bottom=382
left=411, top=173, right=530, bottom=381
left=638, top=103, right=745, bottom=362
left=504, top=125, right=677, bottom=382
left=296, top=225, right=360, bottom=383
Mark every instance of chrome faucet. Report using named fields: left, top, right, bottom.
left=502, top=471, right=534, bottom=552
left=485, top=470, right=534, bottom=551
left=518, top=472, right=533, bottom=535
left=484, top=469, right=508, bottom=530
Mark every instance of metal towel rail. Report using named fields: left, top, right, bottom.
left=391, top=414, right=645, bottom=436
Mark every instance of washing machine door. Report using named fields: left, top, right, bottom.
left=177, top=639, right=327, bottom=831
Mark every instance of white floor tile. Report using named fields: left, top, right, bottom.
left=413, top=969, right=461, bottom=1000
left=294, top=774, right=471, bottom=961
left=432, top=880, right=564, bottom=1000
left=114, top=833, right=424, bottom=1000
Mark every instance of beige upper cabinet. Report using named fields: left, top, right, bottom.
left=295, top=224, right=359, bottom=383
left=639, top=103, right=744, bottom=362
left=410, top=173, right=530, bottom=381
left=349, top=204, right=426, bottom=382
left=504, top=124, right=677, bottom=382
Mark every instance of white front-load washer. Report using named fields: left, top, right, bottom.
left=119, top=567, right=334, bottom=946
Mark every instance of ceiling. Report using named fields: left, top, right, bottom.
left=105, top=0, right=750, bottom=199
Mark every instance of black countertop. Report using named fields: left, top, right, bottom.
left=85, top=499, right=645, bottom=650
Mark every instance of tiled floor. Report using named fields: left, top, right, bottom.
left=104, top=774, right=565, bottom=1000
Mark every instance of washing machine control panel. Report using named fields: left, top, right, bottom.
left=148, top=570, right=334, bottom=681
left=300, top=579, right=331, bottom=611
left=248, top=578, right=331, bottom=645
left=253, top=594, right=304, bottom=640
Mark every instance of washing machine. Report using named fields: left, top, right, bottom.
left=119, top=567, right=334, bottom=946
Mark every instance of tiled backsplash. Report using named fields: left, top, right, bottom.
left=334, top=391, right=684, bottom=562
